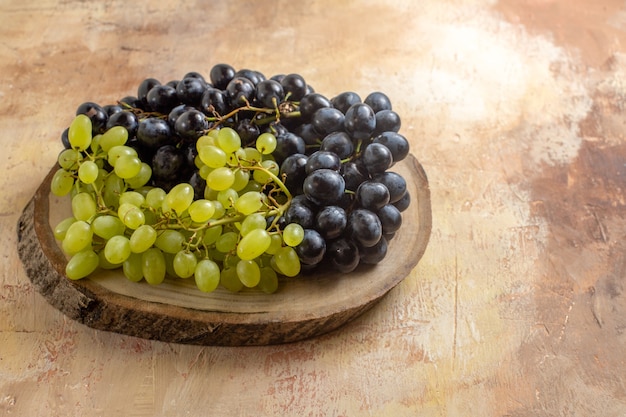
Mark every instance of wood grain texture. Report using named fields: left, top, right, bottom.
left=3, top=0, right=626, bottom=416
left=17, top=156, right=431, bottom=346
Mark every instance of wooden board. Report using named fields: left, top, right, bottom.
left=17, top=155, right=431, bottom=346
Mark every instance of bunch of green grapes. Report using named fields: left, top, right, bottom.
left=52, top=114, right=305, bottom=293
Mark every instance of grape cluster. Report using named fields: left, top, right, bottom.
left=52, top=64, right=411, bottom=293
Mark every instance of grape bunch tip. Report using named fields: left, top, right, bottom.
left=52, top=64, right=413, bottom=294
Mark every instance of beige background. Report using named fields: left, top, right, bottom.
left=3, top=0, right=626, bottom=416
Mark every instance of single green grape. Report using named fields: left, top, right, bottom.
left=53, top=217, right=76, bottom=241
left=77, top=160, right=99, bottom=184
left=58, top=148, right=82, bottom=170
left=173, top=250, right=198, bottom=279
left=51, top=168, right=75, bottom=196
left=215, top=231, right=238, bottom=253
left=145, top=187, right=166, bottom=209
left=68, top=114, right=92, bottom=151
left=252, top=160, right=279, bottom=184
left=188, top=199, right=215, bottom=223
left=240, top=213, right=266, bottom=236
left=114, top=154, right=142, bottom=179
left=202, top=225, right=223, bottom=246
left=231, top=169, right=250, bottom=191
left=142, top=247, right=166, bottom=285
left=107, top=145, right=137, bottom=167
left=129, top=224, right=158, bottom=253
left=236, top=259, right=261, bottom=287
left=220, top=267, right=243, bottom=292
left=119, top=191, right=145, bottom=208
left=257, top=266, right=279, bottom=294
left=65, top=249, right=99, bottom=280
left=164, top=183, right=194, bottom=214
left=265, top=233, right=283, bottom=255
left=99, top=125, right=128, bottom=152
left=273, top=246, right=301, bottom=277
left=71, top=192, right=97, bottom=222
left=118, top=203, right=145, bottom=229
left=216, top=127, right=241, bottom=154
left=62, top=220, right=93, bottom=255
left=234, top=191, right=263, bottom=215
left=91, top=215, right=126, bottom=240
left=237, top=228, right=271, bottom=260
left=283, top=223, right=305, bottom=247
left=217, top=188, right=238, bottom=209
left=123, top=252, right=144, bottom=282
left=155, top=229, right=185, bottom=254
left=102, top=173, right=125, bottom=209
left=256, top=132, right=277, bottom=155
left=194, top=259, right=220, bottom=292
left=198, top=145, right=227, bottom=168
left=125, top=163, right=152, bottom=189
left=207, top=167, right=235, bottom=191
left=104, top=235, right=132, bottom=264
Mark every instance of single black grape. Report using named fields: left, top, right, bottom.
left=320, top=131, right=354, bottom=159
left=373, top=110, right=401, bottom=136
left=372, top=131, right=409, bottom=163
left=167, top=104, right=194, bottom=128
left=315, top=205, right=347, bottom=240
left=200, top=87, right=229, bottom=116
left=341, top=161, right=369, bottom=192
left=344, top=103, right=376, bottom=141
left=255, top=79, right=284, bottom=108
left=331, top=91, right=361, bottom=114
left=61, top=127, right=70, bottom=149
left=119, top=95, right=142, bottom=108
left=137, top=78, right=161, bottom=108
left=347, top=208, right=382, bottom=248
left=303, top=169, right=345, bottom=206
left=103, top=104, right=123, bottom=117
left=284, top=202, right=315, bottom=228
left=76, top=102, right=108, bottom=134
left=356, top=181, right=390, bottom=211
left=174, top=109, right=208, bottom=140
left=372, top=171, right=407, bottom=203
left=210, top=63, right=236, bottom=90
left=361, top=142, right=393, bottom=174
left=364, top=91, right=392, bottom=113
left=311, top=107, right=345, bottom=136
left=377, top=204, right=402, bottom=235
left=136, top=117, right=173, bottom=149
left=182, top=71, right=207, bottom=83
left=189, top=171, right=206, bottom=200
left=106, top=110, right=139, bottom=137
left=280, top=153, right=308, bottom=194
left=280, top=73, right=307, bottom=101
left=326, top=238, right=360, bottom=273
left=299, top=93, right=331, bottom=122
left=236, top=118, right=260, bottom=146
left=295, top=229, right=326, bottom=265
left=273, top=131, right=306, bottom=164
left=147, top=84, right=180, bottom=114
left=393, top=190, right=411, bottom=212
left=305, top=150, right=341, bottom=174
left=234, top=69, right=266, bottom=86
left=226, top=76, right=256, bottom=108
left=359, top=235, right=388, bottom=264
left=292, top=123, right=322, bottom=148
left=176, top=76, right=207, bottom=106
left=152, top=145, right=184, bottom=181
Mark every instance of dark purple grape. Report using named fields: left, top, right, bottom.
left=331, top=91, right=361, bottom=114
left=152, top=145, right=184, bottom=181
left=284, top=202, right=315, bottom=228
left=174, top=109, right=208, bottom=140
left=234, top=69, right=265, bottom=86
left=359, top=235, right=388, bottom=264
left=61, top=127, right=70, bottom=149
left=311, top=107, right=345, bottom=136
left=341, top=161, right=369, bottom=191
left=255, top=79, right=284, bottom=108
left=119, top=96, right=141, bottom=108
left=200, top=88, right=229, bottom=116
left=373, top=110, right=401, bottom=135
left=147, top=85, right=180, bottom=114
left=182, top=71, right=207, bottom=83
left=106, top=110, right=139, bottom=137
left=373, top=132, right=409, bottom=163
left=305, top=150, right=341, bottom=174
left=280, top=153, right=308, bottom=194
left=315, top=206, right=347, bottom=240
left=273, top=132, right=306, bottom=164
left=326, top=238, right=360, bottom=273
left=344, top=103, right=376, bottom=141
left=226, top=77, right=256, bottom=107
left=303, top=168, right=345, bottom=205
left=210, top=63, right=236, bottom=90
left=320, top=131, right=354, bottom=159
left=292, top=123, right=322, bottom=148
left=136, top=117, right=173, bottom=149
left=189, top=171, right=206, bottom=200
left=361, top=142, right=393, bottom=174
left=103, top=104, right=123, bottom=117
left=236, top=118, right=260, bottom=146
left=76, top=102, right=108, bottom=134
left=377, top=204, right=402, bottom=234
left=295, top=229, right=326, bottom=265
left=137, top=78, right=161, bottom=108
left=167, top=104, right=194, bottom=129
left=356, top=181, right=390, bottom=211
left=280, top=73, right=307, bottom=101
left=393, top=191, right=411, bottom=212
left=299, top=93, right=331, bottom=122
left=364, top=91, right=392, bottom=113
left=347, top=208, right=382, bottom=248
left=372, top=171, right=407, bottom=203
left=176, top=77, right=207, bottom=106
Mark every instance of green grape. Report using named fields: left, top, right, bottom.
left=123, top=252, right=144, bottom=282
left=118, top=203, right=145, bottom=229
left=51, top=168, right=75, bottom=196
left=58, top=148, right=82, bottom=170
left=283, top=223, right=305, bottom=247
left=240, top=213, right=266, bottom=236
left=215, top=231, right=238, bottom=253
left=125, top=162, right=152, bottom=189
left=155, top=229, right=185, bottom=254
left=194, top=259, right=220, bottom=292
left=99, top=125, right=128, bottom=152
left=199, top=164, right=212, bottom=179
left=98, top=250, right=122, bottom=269
left=62, top=220, right=93, bottom=255
left=145, top=187, right=166, bottom=209
left=142, top=247, right=166, bottom=285
left=119, top=191, right=145, bottom=207
left=91, top=215, right=125, bottom=240
left=228, top=148, right=247, bottom=166
left=216, top=127, right=241, bottom=154
left=107, top=145, right=137, bottom=167
left=273, top=246, right=301, bottom=277
left=196, top=134, right=215, bottom=149
left=201, top=225, right=222, bottom=245
left=236, top=228, right=271, bottom=260
left=173, top=250, right=198, bottom=279
left=234, top=191, right=263, bottom=215
left=102, top=173, right=125, bottom=209
left=252, top=160, right=279, bottom=184
left=217, top=188, right=238, bottom=209
left=53, top=217, right=76, bottom=240
left=207, top=167, right=235, bottom=191
left=220, top=267, right=243, bottom=292
left=163, top=252, right=177, bottom=278
left=188, top=199, right=215, bottom=223
left=243, top=147, right=263, bottom=164
left=231, top=168, right=250, bottom=191
left=258, top=266, right=279, bottom=294
left=265, top=233, right=283, bottom=255
left=198, top=145, right=227, bottom=168
left=211, top=200, right=225, bottom=219
left=90, top=134, right=102, bottom=153
left=65, top=249, right=99, bottom=280
left=77, top=160, right=99, bottom=184
left=241, top=180, right=263, bottom=193
left=71, top=192, right=97, bottom=222
left=129, top=224, right=158, bottom=253
left=256, top=132, right=277, bottom=155
left=164, top=183, right=194, bottom=214
left=104, top=235, right=131, bottom=264
left=236, top=259, right=261, bottom=287
left=68, top=114, right=92, bottom=151
left=114, top=154, right=142, bottom=179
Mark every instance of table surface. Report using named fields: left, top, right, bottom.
left=2, top=1, right=626, bottom=416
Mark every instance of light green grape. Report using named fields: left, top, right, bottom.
left=102, top=173, right=125, bottom=209
left=173, top=250, right=197, bottom=279
left=236, top=259, right=261, bottom=287
left=118, top=203, right=145, bottom=229
left=236, top=228, right=271, bottom=260
left=227, top=148, right=246, bottom=166
left=58, top=148, right=82, bottom=170
left=283, top=223, right=305, bottom=247
left=90, top=134, right=102, bottom=153
left=234, top=191, right=263, bottom=215
left=217, top=188, right=238, bottom=209
left=114, top=154, right=142, bottom=179
left=215, top=231, right=238, bottom=253
left=240, top=213, right=266, bottom=236
left=243, top=147, right=263, bottom=164
left=91, top=215, right=125, bottom=240
left=194, top=259, right=220, bottom=292
left=273, top=246, right=301, bottom=277
left=123, top=252, right=144, bottom=282
left=65, top=249, right=99, bottom=280
left=220, top=267, right=243, bottom=292
left=258, top=266, right=279, bottom=294
left=265, top=233, right=283, bottom=255
left=164, top=183, right=194, bottom=214
left=207, top=167, right=235, bottom=191
left=252, top=159, right=280, bottom=184
left=104, top=235, right=131, bottom=264
left=62, top=220, right=93, bottom=254
left=142, top=247, right=166, bottom=285
left=216, top=127, right=241, bottom=154
left=68, top=114, right=92, bottom=151
left=256, top=132, right=277, bottom=155
left=188, top=199, right=215, bottom=223
left=196, top=134, right=215, bottom=149
left=198, top=145, right=227, bottom=168
left=155, top=229, right=185, bottom=254
left=129, top=224, right=157, bottom=253
left=71, top=192, right=97, bottom=222
left=51, top=168, right=75, bottom=196
left=231, top=169, right=250, bottom=191
left=125, top=163, right=152, bottom=189
left=107, top=145, right=137, bottom=167
left=54, top=217, right=76, bottom=240
left=211, top=200, right=225, bottom=219
left=118, top=191, right=144, bottom=208
left=202, top=225, right=222, bottom=246
left=77, top=160, right=99, bottom=184
left=99, top=125, right=128, bottom=152
left=145, top=187, right=166, bottom=209
left=98, top=250, right=122, bottom=269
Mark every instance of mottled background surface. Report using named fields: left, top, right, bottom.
left=2, top=0, right=626, bottom=415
